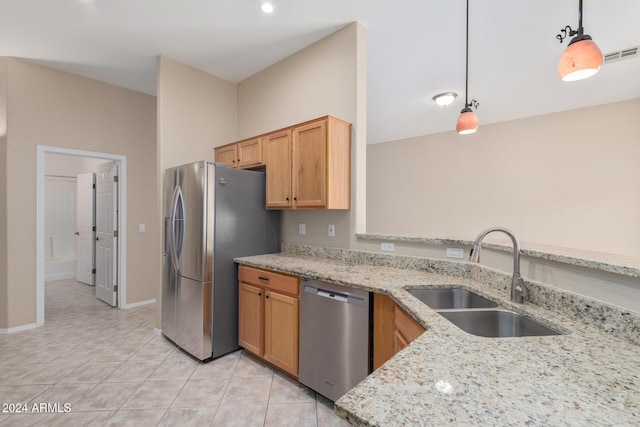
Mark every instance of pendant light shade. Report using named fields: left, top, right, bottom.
left=557, top=36, right=603, bottom=81
left=556, top=0, right=602, bottom=82
left=456, top=108, right=479, bottom=134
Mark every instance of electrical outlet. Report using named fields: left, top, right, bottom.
left=298, top=223, right=306, bottom=236
left=328, top=224, right=335, bottom=237
left=381, top=242, right=395, bottom=252
left=446, top=247, right=464, bottom=259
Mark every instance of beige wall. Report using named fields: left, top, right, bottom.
left=2, top=58, right=158, bottom=328
left=0, top=58, right=7, bottom=328
left=237, top=22, right=367, bottom=249
left=157, top=56, right=237, bottom=171
left=366, top=99, right=640, bottom=257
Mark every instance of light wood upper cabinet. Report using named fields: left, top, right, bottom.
left=237, top=265, right=300, bottom=377
left=265, top=130, right=293, bottom=208
left=215, top=144, right=238, bottom=168
left=238, top=137, right=264, bottom=168
left=217, top=115, right=351, bottom=209
left=293, top=120, right=327, bottom=208
left=266, top=116, right=351, bottom=210
left=214, top=137, right=264, bottom=169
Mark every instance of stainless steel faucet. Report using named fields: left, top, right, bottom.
left=469, top=227, right=527, bottom=303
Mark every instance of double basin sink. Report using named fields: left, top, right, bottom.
left=407, top=287, right=562, bottom=338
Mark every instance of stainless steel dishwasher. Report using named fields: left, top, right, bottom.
left=298, top=278, right=370, bottom=402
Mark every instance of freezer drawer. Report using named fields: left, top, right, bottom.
left=175, top=275, right=212, bottom=361
left=298, top=279, right=370, bottom=402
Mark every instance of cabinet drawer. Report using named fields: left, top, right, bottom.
left=239, top=266, right=299, bottom=296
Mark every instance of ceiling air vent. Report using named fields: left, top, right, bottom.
left=603, top=46, right=639, bottom=64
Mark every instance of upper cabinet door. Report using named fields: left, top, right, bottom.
left=215, top=144, right=238, bottom=168
left=293, top=119, right=327, bottom=208
left=265, top=130, right=292, bottom=208
left=238, top=137, right=263, bottom=168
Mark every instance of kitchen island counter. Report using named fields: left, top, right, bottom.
left=235, top=251, right=640, bottom=426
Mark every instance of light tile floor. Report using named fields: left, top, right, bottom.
left=0, top=279, right=350, bottom=426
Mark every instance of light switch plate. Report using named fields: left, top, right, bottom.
left=328, top=224, right=335, bottom=237
left=299, top=223, right=306, bottom=235
left=138, top=224, right=146, bottom=233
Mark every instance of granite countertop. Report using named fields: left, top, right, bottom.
left=356, top=232, right=640, bottom=278
left=235, top=252, right=640, bottom=426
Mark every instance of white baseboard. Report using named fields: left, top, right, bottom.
left=0, top=323, right=38, bottom=334
left=124, top=298, right=156, bottom=309
left=153, top=328, right=162, bottom=336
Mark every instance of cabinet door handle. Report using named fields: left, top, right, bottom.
left=265, top=294, right=270, bottom=299
left=285, top=197, right=289, bottom=201
left=258, top=292, right=262, bottom=296
left=294, top=197, right=297, bottom=201
left=258, top=276, right=270, bottom=281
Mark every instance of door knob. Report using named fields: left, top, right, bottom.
left=96, top=237, right=100, bottom=241
left=74, top=232, right=80, bottom=235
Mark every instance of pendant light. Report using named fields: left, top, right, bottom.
left=456, top=0, right=479, bottom=135
left=556, top=0, right=602, bottom=82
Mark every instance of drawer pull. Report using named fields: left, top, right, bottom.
left=258, top=276, right=270, bottom=281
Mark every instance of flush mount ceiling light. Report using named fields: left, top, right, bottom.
left=260, top=2, right=275, bottom=14
left=556, top=0, right=602, bottom=82
left=456, top=0, right=479, bottom=135
left=432, top=92, right=457, bottom=107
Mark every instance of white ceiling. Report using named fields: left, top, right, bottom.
left=1, top=0, right=639, bottom=144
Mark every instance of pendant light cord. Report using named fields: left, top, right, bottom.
left=578, top=0, right=584, bottom=35
left=464, top=0, right=469, bottom=108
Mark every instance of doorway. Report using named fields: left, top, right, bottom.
left=36, top=145, right=127, bottom=326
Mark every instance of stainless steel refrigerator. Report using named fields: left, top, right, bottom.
left=162, top=161, right=279, bottom=361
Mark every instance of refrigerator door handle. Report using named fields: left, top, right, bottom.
left=174, top=186, right=186, bottom=263
left=163, top=217, right=170, bottom=256
left=168, top=185, right=181, bottom=270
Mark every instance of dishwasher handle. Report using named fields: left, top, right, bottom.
left=317, top=289, right=348, bottom=302
left=303, top=284, right=364, bottom=306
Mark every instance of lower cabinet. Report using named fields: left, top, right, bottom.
left=238, top=265, right=300, bottom=377
left=238, top=282, right=263, bottom=356
left=394, top=303, right=426, bottom=353
left=373, top=293, right=426, bottom=370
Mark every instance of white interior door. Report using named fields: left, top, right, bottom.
left=75, top=172, right=95, bottom=285
left=95, top=161, right=118, bottom=306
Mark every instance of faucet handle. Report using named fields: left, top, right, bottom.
left=512, top=276, right=527, bottom=303
left=469, top=244, right=481, bottom=262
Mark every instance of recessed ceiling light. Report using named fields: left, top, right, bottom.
left=432, top=92, right=457, bottom=107
left=260, top=2, right=275, bottom=14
